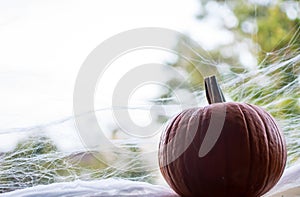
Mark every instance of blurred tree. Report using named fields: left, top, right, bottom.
left=196, top=0, right=300, bottom=62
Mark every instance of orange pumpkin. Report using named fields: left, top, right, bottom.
left=158, top=76, right=286, bottom=197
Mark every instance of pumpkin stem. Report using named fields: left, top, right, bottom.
left=204, top=75, right=226, bottom=104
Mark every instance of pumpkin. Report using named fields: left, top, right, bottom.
left=158, top=76, right=287, bottom=197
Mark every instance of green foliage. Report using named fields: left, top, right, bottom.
left=256, top=6, right=298, bottom=52
left=0, top=136, right=62, bottom=193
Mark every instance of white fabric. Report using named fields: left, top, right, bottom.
left=0, top=179, right=178, bottom=197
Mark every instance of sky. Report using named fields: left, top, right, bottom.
left=0, top=0, right=198, bottom=128
left=0, top=0, right=235, bottom=151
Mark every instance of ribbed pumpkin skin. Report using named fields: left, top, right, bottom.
left=159, top=102, right=287, bottom=197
